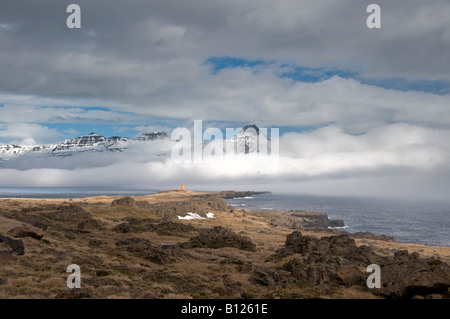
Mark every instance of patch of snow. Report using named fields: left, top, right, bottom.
left=177, top=212, right=205, bottom=220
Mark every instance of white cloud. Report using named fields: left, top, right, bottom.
left=0, top=123, right=62, bottom=145
left=1, top=123, right=449, bottom=200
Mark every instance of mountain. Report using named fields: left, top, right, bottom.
left=0, top=131, right=169, bottom=161
left=0, top=125, right=270, bottom=164
left=226, top=124, right=270, bottom=154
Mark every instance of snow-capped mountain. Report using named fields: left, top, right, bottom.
left=226, top=124, right=270, bottom=154
left=0, top=125, right=270, bottom=168
left=0, top=131, right=169, bottom=161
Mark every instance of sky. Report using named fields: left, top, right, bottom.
left=1, top=0, right=450, bottom=200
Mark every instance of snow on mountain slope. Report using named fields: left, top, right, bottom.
left=225, top=124, right=271, bottom=154
left=0, top=131, right=170, bottom=162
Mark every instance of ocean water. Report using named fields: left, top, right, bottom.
left=0, top=187, right=157, bottom=199
left=0, top=188, right=448, bottom=247
left=225, top=193, right=450, bottom=247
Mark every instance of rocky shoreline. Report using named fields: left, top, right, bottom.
left=0, top=190, right=448, bottom=299
left=218, top=190, right=272, bottom=199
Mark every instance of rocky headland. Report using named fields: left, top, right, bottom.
left=0, top=189, right=448, bottom=299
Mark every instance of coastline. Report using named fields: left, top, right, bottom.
left=0, top=189, right=449, bottom=299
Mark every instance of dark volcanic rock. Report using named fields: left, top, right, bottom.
left=7, top=226, right=45, bottom=240
left=148, top=194, right=233, bottom=219
left=48, top=205, right=92, bottom=222
left=375, top=251, right=450, bottom=298
left=218, top=191, right=271, bottom=199
left=329, top=219, right=345, bottom=227
left=181, top=226, right=257, bottom=252
left=111, top=197, right=138, bottom=207
left=250, top=267, right=291, bottom=287
left=0, top=234, right=25, bottom=255
left=44, top=205, right=102, bottom=230
left=77, top=219, right=102, bottom=230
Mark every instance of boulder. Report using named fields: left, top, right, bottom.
left=111, top=197, right=138, bottom=207
left=181, top=226, right=257, bottom=252
left=329, top=219, right=345, bottom=227
left=7, top=226, right=45, bottom=240
left=0, top=234, right=25, bottom=255
left=48, top=205, right=93, bottom=222
left=77, top=219, right=102, bottom=230
left=375, top=251, right=450, bottom=298
left=336, top=266, right=366, bottom=287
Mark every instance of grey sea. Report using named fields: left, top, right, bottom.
left=225, top=193, right=450, bottom=247
left=0, top=188, right=448, bottom=247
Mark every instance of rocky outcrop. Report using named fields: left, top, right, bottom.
left=247, top=210, right=344, bottom=231
left=45, top=205, right=102, bottom=230
left=0, top=234, right=25, bottom=255
left=7, top=226, right=44, bottom=240
left=116, top=236, right=188, bottom=265
left=218, top=191, right=271, bottom=199
left=277, top=231, right=450, bottom=298
left=148, top=194, right=233, bottom=219
left=181, top=226, right=257, bottom=252
left=111, top=197, right=139, bottom=207
left=375, top=251, right=450, bottom=298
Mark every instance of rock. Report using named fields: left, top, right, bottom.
left=336, top=266, right=365, bottom=287
left=148, top=194, right=233, bottom=219
left=375, top=253, right=450, bottom=298
left=0, top=277, right=6, bottom=285
left=16, top=215, right=51, bottom=231
left=250, top=267, right=291, bottom=287
left=113, top=222, right=132, bottom=233
left=181, top=226, right=257, bottom=252
left=329, top=219, right=345, bottom=227
left=306, top=265, right=330, bottom=285
left=284, top=231, right=319, bottom=254
left=0, top=234, right=25, bottom=255
left=393, top=250, right=410, bottom=263
left=77, top=219, right=102, bottom=230
left=111, top=197, right=137, bottom=207
left=48, top=205, right=93, bottom=222
left=115, top=237, right=187, bottom=264
left=7, top=226, right=45, bottom=240
left=218, top=191, right=271, bottom=199
left=327, top=234, right=357, bottom=255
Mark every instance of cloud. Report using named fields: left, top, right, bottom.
left=1, top=123, right=449, bottom=200
left=0, top=123, right=62, bottom=145
left=1, top=0, right=450, bottom=200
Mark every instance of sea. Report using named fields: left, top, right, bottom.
left=0, top=188, right=448, bottom=247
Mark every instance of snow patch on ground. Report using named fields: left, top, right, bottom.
left=178, top=212, right=215, bottom=220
